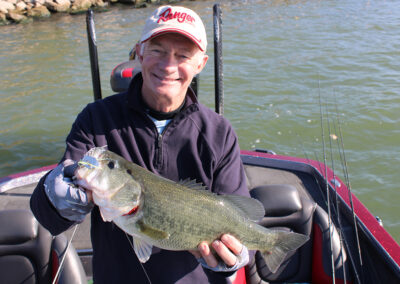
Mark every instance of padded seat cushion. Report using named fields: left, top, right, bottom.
left=250, top=184, right=302, bottom=217
left=0, top=209, right=38, bottom=245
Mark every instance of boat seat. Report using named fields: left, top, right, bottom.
left=246, top=184, right=350, bottom=283
left=110, top=60, right=141, bottom=93
left=0, top=209, right=87, bottom=284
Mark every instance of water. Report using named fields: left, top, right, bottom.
left=1, top=0, right=399, bottom=242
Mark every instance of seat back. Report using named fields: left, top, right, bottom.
left=311, top=206, right=350, bottom=283
left=0, top=209, right=87, bottom=284
left=246, top=184, right=351, bottom=283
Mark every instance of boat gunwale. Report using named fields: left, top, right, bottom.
left=241, top=149, right=400, bottom=272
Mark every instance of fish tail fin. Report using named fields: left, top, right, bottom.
left=261, top=231, right=309, bottom=273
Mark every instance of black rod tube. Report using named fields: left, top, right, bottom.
left=213, top=4, right=223, bottom=115
left=86, top=9, right=102, bottom=101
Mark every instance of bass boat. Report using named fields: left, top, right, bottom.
left=0, top=5, right=399, bottom=284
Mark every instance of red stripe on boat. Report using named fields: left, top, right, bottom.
left=122, top=68, right=134, bottom=78
left=51, top=249, right=60, bottom=284
left=311, top=223, right=350, bottom=284
left=233, top=267, right=246, bottom=284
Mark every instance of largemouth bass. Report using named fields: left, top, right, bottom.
left=75, top=147, right=309, bottom=273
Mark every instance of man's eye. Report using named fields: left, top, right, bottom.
left=149, top=49, right=162, bottom=55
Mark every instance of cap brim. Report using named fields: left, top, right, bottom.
left=141, top=28, right=205, bottom=52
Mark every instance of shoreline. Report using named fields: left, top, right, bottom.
left=0, top=0, right=183, bottom=25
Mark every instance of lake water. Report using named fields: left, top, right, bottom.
left=1, top=0, right=399, bottom=242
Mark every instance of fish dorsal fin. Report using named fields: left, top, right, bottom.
left=220, top=195, right=265, bottom=222
left=133, top=238, right=153, bottom=263
left=179, top=178, right=207, bottom=191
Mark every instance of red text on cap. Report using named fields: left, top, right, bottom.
left=157, top=8, right=195, bottom=25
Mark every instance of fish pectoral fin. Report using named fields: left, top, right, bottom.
left=136, top=220, right=170, bottom=240
left=133, top=238, right=153, bottom=263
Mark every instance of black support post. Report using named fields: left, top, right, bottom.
left=86, top=9, right=102, bottom=101
left=213, top=4, right=224, bottom=115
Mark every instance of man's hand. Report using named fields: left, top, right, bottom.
left=44, top=159, right=94, bottom=222
left=190, top=234, right=249, bottom=272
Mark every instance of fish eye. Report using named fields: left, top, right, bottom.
left=107, top=161, right=115, bottom=169
left=127, top=169, right=132, bottom=175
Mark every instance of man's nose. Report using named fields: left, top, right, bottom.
left=159, top=52, right=179, bottom=71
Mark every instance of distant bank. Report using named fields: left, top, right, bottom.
left=0, top=0, right=182, bottom=25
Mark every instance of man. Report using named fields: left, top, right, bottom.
left=31, top=6, right=251, bottom=283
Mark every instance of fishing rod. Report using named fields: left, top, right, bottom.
left=333, top=94, right=364, bottom=283
left=317, top=92, right=363, bottom=284
left=330, top=106, right=362, bottom=284
left=213, top=4, right=224, bottom=115
left=326, top=103, right=348, bottom=284
left=86, top=9, right=102, bottom=101
left=317, top=81, right=336, bottom=283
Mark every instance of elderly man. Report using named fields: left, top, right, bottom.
left=31, top=5, right=251, bottom=283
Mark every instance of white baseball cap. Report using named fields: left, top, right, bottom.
left=140, top=6, right=207, bottom=52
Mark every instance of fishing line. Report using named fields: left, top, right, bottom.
left=334, top=95, right=363, bottom=264
left=331, top=111, right=363, bottom=284
left=333, top=94, right=364, bottom=283
left=326, top=102, right=347, bottom=284
left=125, top=233, right=152, bottom=284
left=52, top=224, right=79, bottom=284
left=317, top=80, right=336, bottom=283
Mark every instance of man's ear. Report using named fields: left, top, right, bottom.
left=196, top=54, right=209, bottom=74
left=136, top=43, right=144, bottom=63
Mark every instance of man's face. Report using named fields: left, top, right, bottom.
left=137, top=33, right=208, bottom=112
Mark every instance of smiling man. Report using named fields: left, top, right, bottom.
left=31, top=5, right=252, bottom=283
left=139, top=33, right=206, bottom=112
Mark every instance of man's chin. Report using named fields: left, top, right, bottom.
left=153, top=86, right=182, bottom=97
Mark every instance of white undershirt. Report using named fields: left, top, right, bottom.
left=147, top=115, right=172, bottom=134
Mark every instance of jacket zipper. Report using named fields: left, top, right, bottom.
left=154, top=119, right=175, bottom=170
left=155, top=133, right=163, bottom=167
